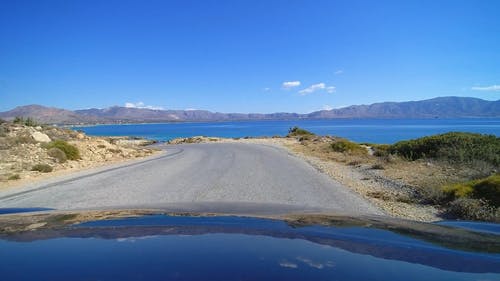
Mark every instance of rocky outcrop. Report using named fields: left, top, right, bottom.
left=0, top=122, right=159, bottom=187
left=31, top=131, right=51, bottom=143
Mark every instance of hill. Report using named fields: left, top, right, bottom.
left=307, top=97, right=500, bottom=119
left=0, top=97, right=498, bottom=124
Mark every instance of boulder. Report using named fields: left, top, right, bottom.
left=31, top=132, right=51, bottom=143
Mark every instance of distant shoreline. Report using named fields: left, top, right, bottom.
left=69, top=118, right=500, bottom=145
left=67, top=116, right=500, bottom=128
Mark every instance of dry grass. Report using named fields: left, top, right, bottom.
left=281, top=135, right=498, bottom=221
left=31, top=163, right=53, bottom=173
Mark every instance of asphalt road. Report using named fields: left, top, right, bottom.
left=0, top=143, right=383, bottom=215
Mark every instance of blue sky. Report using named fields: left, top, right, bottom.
left=1, top=0, right=499, bottom=113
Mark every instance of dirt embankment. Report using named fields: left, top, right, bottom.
left=0, top=121, right=160, bottom=189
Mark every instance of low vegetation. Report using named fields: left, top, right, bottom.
left=7, top=174, right=20, bottom=180
left=389, top=132, right=499, bottom=167
left=330, top=139, right=366, bottom=155
left=43, top=140, right=81, bottom=160
left=47, top=147, right=67, bottom=163
left=443, top=174, right=500, bottom=207
left=1, top=120, right=157, bottom=186
left=371, top=144, right=391, bottom=157
left=447, top=198, right=499, bottom=221
left=31, top=164, right=53, bottom=173
left=284, top=128, right=499, bottom=221
left=287, top=126, right=314, bottom=137
left=13, top=116, right=37, bottom=127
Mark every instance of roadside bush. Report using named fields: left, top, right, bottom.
left=43, top=140, right=81, bottom=160
left=287, top=126, right=314, bottom=137
left=371, top=163, right=385, bottom=170
left=348, top=160, right=361, bottom=166
left=473, top=174, right=500, bottom=207
left=47, top=147, right=67, bottom=163
left=388, top=132, right=500, bottom=166
left=447, top=198, right=499, bottom=222
left=419, top=186, right=452, bottom=205
left=8, top=174, right=20, bottom=180
left=372, top=144, right=391, bottom=157
left=31, top=164, right=53, bottom=173
left=443, top=174, right=500, bottom=207
left=330, top=139, right=366, bottom=155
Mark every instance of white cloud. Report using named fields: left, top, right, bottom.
left=282, top=81, right=301, bottom=89
left=263, top=87, right=271, bottom=92
left=279, top=261, right=298, bottom=269
left=185, top=108, right=197, bottom=111
left=298, top=83, right=326, bottom=95
left=471, top=85, right=500, bottom=92
left=334, top=69, right=343, bottom=75
left=124, top=101, right=164, bottom=110
left=326, top=86, right=336, bottom=93
left=322, top=105, right=333, bottom=111
left=296, top=257, right=335, bottom=269
left=125, top=102, right=143, bottom=108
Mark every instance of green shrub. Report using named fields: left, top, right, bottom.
left=443, top=182, right=473, bottom=198
left=371, top=163, right=385, bottom=170
left=372, top=144, right=391, bottom=157
left=31, top=164, right=53, bottom=173
left=287, top=126, right=314, bottom=137
left=8, top=174, right=20, bottom=180
left=389, top=132, right=500, bottom=166
left=43, top=140, right=80, bottom=160
left=443, top=174, right=500, bottom=207
left=447, top=198, right=499, bottom=222
left=330, top=139, right=366, bottom=154
left=419, top=186, right=452, bottom=205
left=47, top=147, right=67, bottom=163
left=348, top=160, right=361, bottom=166
left=473, top=174, right=500, bottom=207
left=13, top=116, right=23, bottom=124
left=13, top=116, right=37, bottom=126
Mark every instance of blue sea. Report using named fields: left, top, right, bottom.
left=73, top=118, right=500, bottom=144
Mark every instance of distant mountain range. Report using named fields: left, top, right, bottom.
left=1, top=97, right=498, bottom=125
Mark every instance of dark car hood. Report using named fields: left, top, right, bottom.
left=0, top=207, right=499, bottom=281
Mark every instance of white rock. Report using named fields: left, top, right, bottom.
left=31, top=131, right=51, bottom=143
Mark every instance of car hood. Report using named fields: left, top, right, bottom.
left=0, top=206, right=499, bottom=281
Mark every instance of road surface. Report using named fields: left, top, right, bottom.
left=0, top=143, right=383, bottom=215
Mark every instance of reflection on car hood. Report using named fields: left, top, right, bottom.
left=0, top=209, right=499, bottom=281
